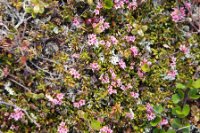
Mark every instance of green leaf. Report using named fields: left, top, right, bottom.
left=172, top=94, right=181, bottom=104
left=150, top=116, right=162, bottom=127
left=166, top=129, right=176, bottom=133
left=103, top=0, right=113, bottom=9
left=175, top=104, right=190, bottom=118
left=153, top=128, right=160, bottom=133
left=176, top=83, right=186, bottom=89
left=25, top=7, right=33, bottom=13
left=188, top=88, right=200, bottom=100
left=153, top=105, right=163, bottom=114
left=141, top=64, right=150, bottom=72
left=171, top=118, right=182, bottom=129
left=182, top=104, right=190, bottom=116
left=90, top=120, right=101, bottom=130
left=192, top=79, right=200, bottom=89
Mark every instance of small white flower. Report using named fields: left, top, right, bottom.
left=110, top=55, right=119, bottom=65
left=4, top=82, right=16, bottom=95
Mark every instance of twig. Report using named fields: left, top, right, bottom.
left=29, top=61, right=58, bottom=76
left=38, top=57, right=60, bottom=65
left=176, top=125, right=191, bottom=132
left=0, top=100, right=40, bottom=127
left=8, top=78, right=31, bottom=92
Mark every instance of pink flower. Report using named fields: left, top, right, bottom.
left=160, top=119, right=168, bottom=126
left=114, top=0, right=124, bottom=9
left=94, top=9, right=100, bottom=15
left=108, top=85, right=117, bottom=95
left=170, top=56, right=176, bottom=70
left=116, top=78, right=122, bottom=87
left=147, top=113, right=156, bottom=121
left=179, top=45, right=190, bottom=55
left=118, top=59, right=126, bottom=69
left=58, top=122, right=69, bottom=133
left=56, top=93, right=65, bottom=101
left=73, top=102, right=80, bottom=108
left=100, top=126, right=113, bottom=133
left=109, top=69, right=116, bottom=80
left=125, top=36, right=136, bottom=43
left=99, top=74, right=110, bottom=84
left=96, top=2, right=103, bottom=9
left=71, top=53, right=80, bottom=58
left=184, top=2, right=191, bottom=11
left=90, top=62, right=100, bottom=72
left=9, top=108, right=24, bottom=121
left=105, top=41, right=111, bottom=48
left=164, top=70, right=178, bottom=81
left=73, top=99, right=86, bottom=108
left=128, top=1, right=137, bottom=10
left=72, top=17, right=81, bottom=28
left=140, top=58, right=152, bottom=66
left=120, top=85, right=127, bottom=91
left=2, top=67, right=9, bottom=77
left=146, top=103, right=156, bottom=121
left=171, top=7, right=186, bottom=22
left=79, top=99, right=86, bottom=106
left=88, top=34, right=98, bottom=46
left=110, top=36, right=118, bottom=45
left=126, top=111, right=134, bottom=120
left=130, top=92, right=139, bottom=98
left=46, top=93, right=64, bottom=105
left=69, top=68, right=80, bottom=79
left=130, top=46, right=139, bottom=57
left=137, top=69, right=144, bottom=78
left=126, top=24, right=132, bottom=32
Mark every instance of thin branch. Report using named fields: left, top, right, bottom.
left=38, top=56, right=60, bottom=65
left=8, top=78, right=31, bottom=92
left=29, top=61, right=58, bottom=76
left=0, top=100, right=40, bottom=127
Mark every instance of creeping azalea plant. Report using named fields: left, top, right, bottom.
left=0, top=0, right=199, bottom=132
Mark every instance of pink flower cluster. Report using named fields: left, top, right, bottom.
left=114, top=0, right=137, bottom=10
left=94, top=2, right=103, bottom=15
left=90, top=62, right=100, bottom=72
left=87, top=34, right=98, bottom=46
left=46, top=93, right=65, bottom=105
left=146, top=103, right=156, bottom=121
left=165, top=70, right=178, bottom=81
left=179, top=44, right=190, bottom=56
left=118, top=59, right=126, bottom=69
left=171, top=7, right=186, bottom=22
left=92, top=16, right=110, bottom=33
left=114, top=0, right=125, bottom=9
left=126, top=109, right=134, bottom=120
left=69, top=68, right=81, bottom=79
left=130, top=46, right=139, bottom=57
left=130, top=92, right=139, bottom=99
left=125, top=36, right=136, bottom=43
left=108, top=85, right=117, bottom=95
left=9, top=108, right=24, bottom=121
left=110, top=36, right=118, bottom=45
left=100, top=36, right=118, bottom=48
left=164, top=57, right=178, bottom=81
left=159, top=118, right=168, bottom=126
left=57, top=122, right=69, bottom=133
left=137, top=69, right=144, bottom=78
left=72, top=17, right=81, bottom=28
left=73, top=99, right=86, bottom=108
left=127, top=0, right=138, bottom=10
left=184, top=2, right=191, bottom=11
left=99, top=73, right=110, bottom=84
left=100, top=126, right=113, bottom=133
